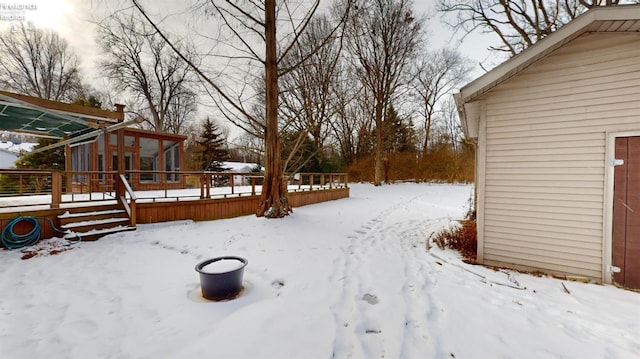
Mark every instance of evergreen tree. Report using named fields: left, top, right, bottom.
left=382, top=105, right=415, bottom=154
left=195, top=118, right=230, bottom=171
left=281, top=129, right=321, bottom=173
left=15, top=138, right=65, bottom=170
left=5, top=138, right=66, bottom=194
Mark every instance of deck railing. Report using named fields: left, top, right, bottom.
left=0, top=169, right=348, bottom=211
left=118, top=174, right=137, bottom=227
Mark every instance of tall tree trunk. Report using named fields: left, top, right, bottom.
left=422, top=109, right=432, bottom=158
left=374, top=100, right=383, bottom=186
left=257, top=0, right=291, bottom=218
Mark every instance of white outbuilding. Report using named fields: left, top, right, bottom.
left=455, top=5, right=640, bottom=289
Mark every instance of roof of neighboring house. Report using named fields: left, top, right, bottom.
left=455, top=4, right=640, bottom=139
left=223, top=162, right=262, bottom=172
left=0, top=141, right=36, bottom=154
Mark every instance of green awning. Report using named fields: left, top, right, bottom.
left=0, top=99, right=96, bottom=139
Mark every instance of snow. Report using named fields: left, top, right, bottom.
left=61, top=217, right=129, bottom=229
left=199, top=258, right=246, bottom=274
left=1, top=183, right=639, bottom=358
left=58, top=209, right=125, bottom=219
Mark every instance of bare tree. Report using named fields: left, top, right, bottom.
left=327, top=65, right=366, bottom=164
left=279, top=14, right=344, bottom=172
left=129, top=0, right=346, bottom=217
left=439, top=0, right=639, bottom=56
left=340, top=0, right=422, bottom=185
left=412, top=48, right=472, bottom=155
left=0, top=24, right=84, bottom=101
left=437, top=97, right=464, bottom=152
left=97, top=13, right=197, bottom=134
left=232, top=132, right=264, bottom=165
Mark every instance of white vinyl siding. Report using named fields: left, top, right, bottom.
left=478, top=32, right=640, bottom=279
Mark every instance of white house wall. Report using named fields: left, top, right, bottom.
left=0, top=149, right=17, bottom=168
left=477, top=32, right=640, bottom=280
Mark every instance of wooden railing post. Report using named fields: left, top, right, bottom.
left=200, top=174, right=205, bottom=199
left=200, top=173, right=212, bottom=199
left=207, top=174, right=211, bottom=198
left=130, top=198, right=137, bottom=227
left=118, top=174, right=137, bottom=228
left=51, top=171, right=61, bottom=208
left=116, top=128, right=125, bottom=200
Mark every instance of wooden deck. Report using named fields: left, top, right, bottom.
left=0, top=170, right=349, bottom=243
left=0, top=187, right=349, bottom=240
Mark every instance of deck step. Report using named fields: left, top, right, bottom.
left=64, top=226, right=136, bottom=242
left=58, top=204, right=134, bottom=241
left=61, top=217, right=130, bottom=232
left=58, top=208, right=126, bottom=219
left=58, top=209, right=127, bottom=226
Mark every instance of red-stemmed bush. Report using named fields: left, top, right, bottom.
left=432, top=220, right=477, bottom=263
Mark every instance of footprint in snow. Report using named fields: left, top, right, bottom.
left=362, top=293, right=378, bottom=305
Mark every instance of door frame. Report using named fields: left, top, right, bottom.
left=604, top=131, right=640, bottom=285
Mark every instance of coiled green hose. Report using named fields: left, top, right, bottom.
left=1, top=216, right=66, bottom=250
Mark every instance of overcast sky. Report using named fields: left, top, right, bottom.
left=0, top=0, right=500, bottom=139
left=1, top=0, right=499, bottom=81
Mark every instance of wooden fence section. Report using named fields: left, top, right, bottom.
left=288, top=187, right=350, bottom=207
left=137, top=196, right=260, bottom=224
left=137, top=187, right=350, bottom=224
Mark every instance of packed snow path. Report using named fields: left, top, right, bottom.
left=1, top=183, right=639, bottom=358
left=328, top=191, right=456, bottom=358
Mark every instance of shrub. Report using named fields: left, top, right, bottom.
left=345, top=157, right=375, bottom=182
left=345, top=146, right=475, bottom=184
left=432, top=220, right=477, bottom=262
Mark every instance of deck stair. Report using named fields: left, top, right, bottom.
left=58, top=204, right=136, bottom=241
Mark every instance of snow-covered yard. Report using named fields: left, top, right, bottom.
left=1, top=183, right=639, bottom=358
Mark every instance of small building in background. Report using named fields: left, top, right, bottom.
left=0, top=141, right=35, bottom=168
left=222, top=161, right=262, bottom=185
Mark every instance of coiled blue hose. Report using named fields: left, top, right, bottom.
left=1, top=216, right=66, bottom=250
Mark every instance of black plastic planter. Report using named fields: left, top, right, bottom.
left=195, top=256, right=248, bottom=300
